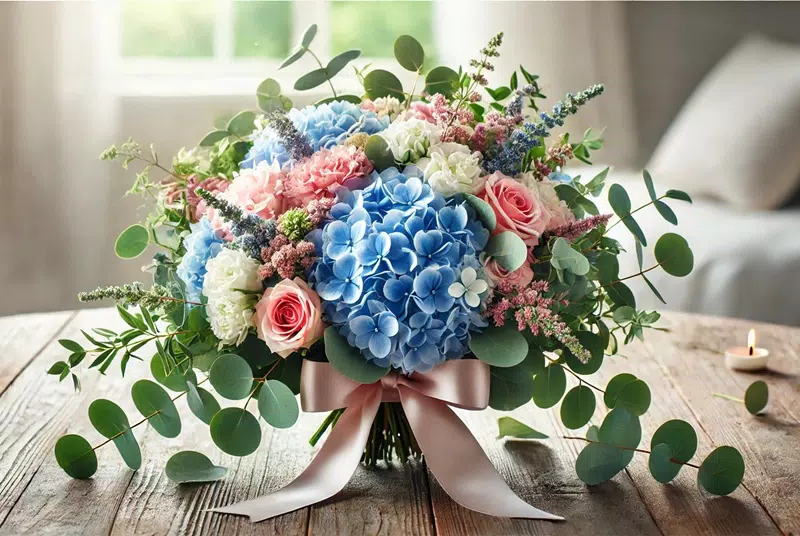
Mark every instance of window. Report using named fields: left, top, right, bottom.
left=118, top=0, right=437, bottom=95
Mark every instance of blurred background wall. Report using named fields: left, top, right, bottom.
left=1, top=1, right=799, bottom=322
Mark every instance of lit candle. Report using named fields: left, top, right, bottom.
left=724, top=329, right=769, bottom=371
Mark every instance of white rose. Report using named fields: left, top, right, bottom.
left=380, top=118, right=442, bottom=164
left=525, top=175, right=576, bottom=229
left=371, top=97, right=403, bottom=119
left=417, top=142, right=484, bottom=197
left=202, top=248, right=262, bottom=346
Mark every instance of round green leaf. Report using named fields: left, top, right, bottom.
left=256, top=78, right=281, bottom=98
left=484, top=231, right=528, bottom=272
left=364, top=69, right=406, bottom=102
left=497, top=417, right=548, bottom=439
left=564, top=331, right=605, bottom=375
left=364, top=134, right=395, bottom=171
left=595, top=253, right=619, bottom=284
left=745, top=380, right=769, bottom=415
left=115, top=224, right=148, bottom=259
left=649, top=443, right=681, bottom=483
left=199, top=129, right=229, bottom=147
left=186, top=384, right=220, bottom=425
left=617, top=379, right=652, bottom=416
left=576, top=442, right=632, bottom=485
left=489, top=368, right=534, bottom=411
left=560, top=386, right=596, bottom=429
left=654, top=233, right=694, bottom=277
left=608, top=184, right=631, bottom=217
left=604, top=373, right=637, bottom=408
left=490, top=345, right=544, bottom=383
left=551, top=237, right=590, bottom=276
left=55, top=434, right=97, bottom=479
left=698, top=446, right=745, bottom=496
left=257, top=380, right=299, bottom=429
left=209, top=354, right=254, bottom=400
left=464, top=194, right=496, bottom=232
left=294, top=68, right=330, bottom=91
left=469, top=324, right=528, bottom=368
left=210, top=407, right=262, bottom=457
left=324, top=327, right=389, bottom=383
left=599, top=407, right=642, bottom=449
left=131, top=379, right=181, bottom=438
left=165, top=451, right=228, bottom=484
left=586, top=425, right=600, bottom=442
left=226, top=110, right=256, bottom=137
left=651, top=419, right=698, bottom=463
left=607, top=281, right=637, bottom=310
left=425, top=66, right=459, bottom=98
left=88, top=399, right=141, bottom=471
left=326, top=49, right=361, bottom=78
left=394, top=35, right=425, bottom=71
left=532, top=363, right=567, bottom=409
left=150, top=353, right=196, bottom=392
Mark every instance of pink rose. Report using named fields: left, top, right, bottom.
left=481, top=171, right=551, bottom=246
left=482, top=255, right=534, bottom=289
left=221, top=162, right=286, bottom=221
left=284, top=145, right=374, bottom=208
left=254, top=278, right=325, bottom=358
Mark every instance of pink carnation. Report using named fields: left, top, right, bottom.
left=284, top=145, right=373, bottom=208
left=400, top=101, right=437, bottom=124
left=481, top=171, right=551, bottom=246
left=254, top=278, right=325, bottom=357
left=221, top=162, right=286, bottom=219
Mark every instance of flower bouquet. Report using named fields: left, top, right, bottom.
left=48, top=26, right=747, bottom=522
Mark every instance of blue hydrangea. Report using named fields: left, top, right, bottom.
left=312, top=166, right=491, bottom=373
left=241, top=101, right=389, bottom=170
left=176, top=217, right=227, bottom=303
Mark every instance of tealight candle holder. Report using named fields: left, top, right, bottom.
left=725, top=329, right=769, bottom=371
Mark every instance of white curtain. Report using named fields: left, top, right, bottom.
left=0, top=1, right=119, bottom=315
left=434, top=1, right=638, bottom=167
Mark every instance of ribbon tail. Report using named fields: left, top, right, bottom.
left=400, top=387, right=564, bottom=521
left=209, top=388, right=381, bottom=522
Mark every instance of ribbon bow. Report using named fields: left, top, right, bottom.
left=210, top=360, right=562, bottom=522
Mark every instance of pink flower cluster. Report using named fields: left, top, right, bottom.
left=163, top=173, right=231, bottom=223
left=259, top=234, right=316, bottom=280
left=469, top=112, right=521, bottom=154
left=284, top=145, right=374, bottom=208
left=547, top=214, right=612, bottom=241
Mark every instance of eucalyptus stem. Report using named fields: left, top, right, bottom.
left=607, top=195, right=667, bottom=232
left=544, top=354, right=605, bottom=393
left=712, top=393, right=745, bottom=404
left=561, top=435, right=701, bottom=469
left=608, top=264, right=662, bottom=285
left=307, top=48, right=338, bottom=99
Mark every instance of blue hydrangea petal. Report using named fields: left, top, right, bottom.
left=369, top=333, right=392, bottom=358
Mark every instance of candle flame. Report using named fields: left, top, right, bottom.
left=747, top=329, right=756, bottom=354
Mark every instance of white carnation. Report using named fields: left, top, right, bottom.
left=380, top=118, right=442, bottom=164
left=519, top=173, right=576, bottom=228
left=202, top=248, right=262, bottom=346
left=417, top=142, right=484, bottom=197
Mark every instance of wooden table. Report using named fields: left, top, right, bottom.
left=0, top=308, right=798, bottom=535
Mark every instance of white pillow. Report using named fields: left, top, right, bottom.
left=647, top=35, right=800, bottom=210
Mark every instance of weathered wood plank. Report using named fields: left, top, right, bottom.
left=642, top=314, right=800, bottom=535
left=594, top=329, right=780, bottom=535
left=430, top=407, right=663, bottom=536
left=0, top=311, right=74, bottom=394
left=0, top=308, right=147, bottom=534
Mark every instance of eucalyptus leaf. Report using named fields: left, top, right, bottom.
left=497, top=416, right=548, bottom=439
left=364, top=69, right=405, bottom=102
left=199, top=130, right=229, bottom=147
left=88, top=399, right=141, bottom=470
left=165, top=450, right=227, bottom=484
left=151, top=353, right=196, bottom=392
left=654, top=233, right=694, bottom=277
left=608, top=184, right=631, bottom=217
left=655, top=200, right=678, bottom=225
left=532, top=363, right=567, bottom=409
left=489, top=368, right=534, bottom=411
left=257, top=379, right=299, bottom=429
left=424, top=66, right=459, bottom=98
left=744, top=380, right=769, bottom=415
left=642, top=274, right=666, bottom=304
left=585, top=167, right=609, bottom=197
left=643, top=170, right=657, bottom=201
left=324, top=327, right=388, bottom=383
left=464, top=194, right=496, bottom=232
left=315, top=94, right=362, bottom=105
left=606, top=281, right=636, bottom=310
left=364, top=134, right=395, bottom=171
left=622, top=215, right=647, bottom=246
left=115, top=224, right=149, bottom=259
left=604, top=373, right=637, bottom=409
left=280, top=46, right=306, bottom=70
left=599, top=407, right=641, bottom=450
left=484, top=231, right=528, bottom=272
left=698, top=446, right=745, bottom=495
left=649, top=443, right=681, bottom=483
left=301, top=24, right=317, bottom=48
left=665, top=189, right=692, bottom=203
left=551, top=238, right=590, bottom=276
left=563, top=331, right=604, bottom=375
left=210, top=407, right=262, bottom=457
left=651, top=419, right=698, bottom=464
left=256, top=78, right=281, bottom=98
left=468, top=324, right=528, bottom=368
left=209, top=354, right=255, bottom=400
left=393, top=35, right=424, bottom=71
left=616, top=379, right=651, bottom=416
left=295, top=68, right=330, bottom=91
left=561, top=386, right=596, bottom=429
left=326, top=49, right=361, bottom=78
left=55, top=434, right=97, bottom=479
left=576, top=441, right=632, bottom=485
left=186, top=384, right=220, bottom=425
left=226, top=111, right=256, bottom=138
left=131, top=379, right=181, bottom=438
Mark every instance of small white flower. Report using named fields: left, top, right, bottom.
left=417, top=142, right=484, bottom=197
left=203, top=249, right=262, bottom=346
left=380, top=118, right=442, bottom=164
left=370, top=96, right=403, bottom=119
left=448, top=267, right=489, bottom=308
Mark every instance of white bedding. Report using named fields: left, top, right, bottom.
left=586, top=167, right=800, bottom=326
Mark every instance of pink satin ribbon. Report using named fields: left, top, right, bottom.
left=209, top=360, right=563, bottom=522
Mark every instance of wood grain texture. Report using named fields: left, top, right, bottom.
left=0, top=309, right=797, bottom=535
left=0, top=311, right=74, bottom=394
